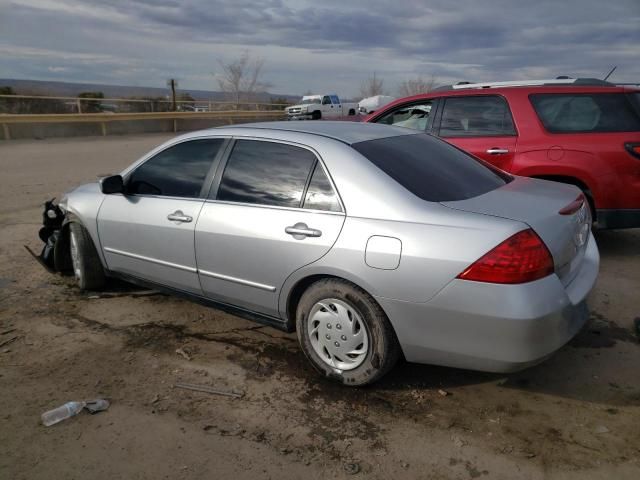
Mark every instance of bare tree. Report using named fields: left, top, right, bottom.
left=359, top=72, right=385, bottom=98
left=397, top=75, right=438, bottom=97
left=216, top=51, right=270, bottom=108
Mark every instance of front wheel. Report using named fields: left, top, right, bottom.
left=311, top=110, right=321, bottom=120
left=296, top=279, right=400, bottom=386
left=69, top=223, right=106, bottom=291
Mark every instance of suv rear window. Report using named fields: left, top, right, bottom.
left=530, top=93, right=640, bottom=133
left=352, top=134, right=510, bottom=202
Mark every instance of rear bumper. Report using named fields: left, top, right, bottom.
left=596, top=209, right=640, bottom=229
left=377, top=233, right=600, bottom=373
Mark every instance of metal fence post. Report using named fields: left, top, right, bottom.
left=76, top=98, right=82, bottom=114
left=2, top=123, right=10, bottom=140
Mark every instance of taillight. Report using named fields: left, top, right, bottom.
left=457, top=229, right=554, bottom=284
left=625, top=142, right=640, bottom=160
left=559, top=193, right=585, bottom=215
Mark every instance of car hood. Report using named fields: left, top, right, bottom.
left=441, top=176, right=592, bottom=286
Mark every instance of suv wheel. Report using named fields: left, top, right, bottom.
left=69, top=223, right=106, bottom=291
left=296, top=278, right=400, bottom=386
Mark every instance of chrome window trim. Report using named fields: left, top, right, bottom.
left=202, top=198, right=345, bottom=216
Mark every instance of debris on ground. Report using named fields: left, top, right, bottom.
left=594, top=425, right=610, bottom=434
left=175, top=348, right=191, bottom=361
left=41, top=398, right=110, bottom=426
left=343, top=462, right=361, bottom=475
left=0, top=335, right=20, bottom=348
left=438, top=389, right=450, bottom=397
left=85, top=398, right=110, bottom=414
left=174, top=382, right=243, bottom=398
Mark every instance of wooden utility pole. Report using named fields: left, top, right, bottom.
left=167, top=78, right=178, bottom=111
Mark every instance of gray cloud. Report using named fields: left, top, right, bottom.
left=1, top=0, right=639, bottom=97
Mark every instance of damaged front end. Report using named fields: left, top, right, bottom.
left=25, top=198, right=71, bottom=273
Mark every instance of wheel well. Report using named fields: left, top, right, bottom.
left=348, top=108, right=356, bottom=116
left=531, top=175, right=596, bottom=218
left=286, top=274, right=377, bottom=329
left=54, top=222, right=73, bottom=273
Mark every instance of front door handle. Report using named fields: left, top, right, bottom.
left=167, top=210, right=193, bottom=223
left=486, top=148, right=509, bottom=155
left=285, top=222, right=322, bottom=239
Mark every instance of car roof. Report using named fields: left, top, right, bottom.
left=205, top=121, right=415, bottom=145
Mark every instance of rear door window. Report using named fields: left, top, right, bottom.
left=303, top=164, right=341, bottom=212
left=530, top=93, right=640, bottom=133
left=352, top=134, right=510, bottom=202
left=439, top=96, right=516, bottom=137
left=127, top=139, right=224, bottom=198
left=216, top=140, right=316, bottom=208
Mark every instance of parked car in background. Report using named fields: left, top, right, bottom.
left=358, top=95, right=396, bottom=114
left=286, top=94, right=358, bottom=120
left=365, top=78, right=640, bottom=229
left=38, top=122, right=598, bottom=385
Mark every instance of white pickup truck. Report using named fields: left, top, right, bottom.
left=285, top=94, right=358, bottom=120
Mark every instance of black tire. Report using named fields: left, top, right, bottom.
left=348, top=108, right=356, bottom=116
left=296, top=278, right=400, bottom=386
left=69, top=223, right=106, bottom=291
left=311, top=110, right=321, bottom=120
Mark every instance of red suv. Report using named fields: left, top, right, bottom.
left=365, top=79, right=640, bottom=229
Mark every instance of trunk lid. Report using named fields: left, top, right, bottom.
left=442, top=177, right=591, bottom=286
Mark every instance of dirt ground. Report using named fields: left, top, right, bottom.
left=1, top=134, right=639, bottom=480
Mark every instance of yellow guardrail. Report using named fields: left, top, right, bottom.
left=0, top=110, right=286, bottom=139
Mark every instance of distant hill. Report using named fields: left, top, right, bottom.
left=0, top=78, right=299, bottom=102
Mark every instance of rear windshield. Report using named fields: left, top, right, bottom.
left=352, top=134, right=509, bottom=202
left=530, top=93, right=640, bottom=133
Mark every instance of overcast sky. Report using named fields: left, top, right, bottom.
left=1, top=0, right=639, bottom=98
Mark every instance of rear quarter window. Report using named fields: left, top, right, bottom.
left=352, top=134, right=510, bottom=202
left=530, top=93, right=640, bottom=133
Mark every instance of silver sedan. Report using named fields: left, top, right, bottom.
left=40, top=122, right=599, bottom=385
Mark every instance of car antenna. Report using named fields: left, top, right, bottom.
left=603, top=66, right=617, bottom=81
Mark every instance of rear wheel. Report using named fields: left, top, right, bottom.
left=296, top=278, right=400, bottom=386
left=69, top=223, right=106, bottom=291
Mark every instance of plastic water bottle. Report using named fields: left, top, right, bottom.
left=41, top=401, right=86, bottom=426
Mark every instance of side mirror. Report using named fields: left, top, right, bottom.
left=100, top=175, right=124, bottom=194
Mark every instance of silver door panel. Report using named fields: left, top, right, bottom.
left=98, top=195, right=204, bottom=294
left=195, top=201, right=345, bottom=317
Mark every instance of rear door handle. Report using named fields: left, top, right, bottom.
left=486, top=148, right=509, bottom=155
left=285, top=222, right=322, bottom=238
left=167, top=210, right=193, bottom=223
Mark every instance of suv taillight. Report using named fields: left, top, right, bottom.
left=625, top=143, right=640, bottom=160
left=457, top=229, right=554, bottom=284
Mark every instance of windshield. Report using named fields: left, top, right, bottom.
left=352, top=134, right=510, bottom=202
left=301, top=98, right=321, bottom=105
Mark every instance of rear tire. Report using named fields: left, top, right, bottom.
left=69, top=223, right=106, bottom=291
left=296, top=278, right=400, bottom=386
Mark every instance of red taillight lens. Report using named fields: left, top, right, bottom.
left=558, top=194, right=585, bottom=215
left=457, top=229, right=554, bottom=284
left=625, top=142, right=640, bottom=160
